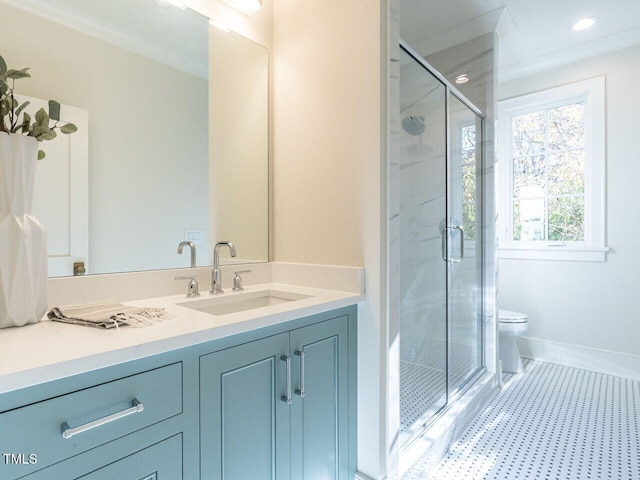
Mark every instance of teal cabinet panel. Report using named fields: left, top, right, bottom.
left=22, top=434, right=182, bottom=480
left=0, top=362, right=182, bottom=478
left=200, top=333, right=290, bottom=480
left=290, top=315, right=349, bottom=480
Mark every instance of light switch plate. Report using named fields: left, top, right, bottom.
left=185, top=229, right=204, bottom=245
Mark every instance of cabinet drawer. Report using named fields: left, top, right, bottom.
left=0, top=362, right=182, bottom=477
left=22, top=434, right=183, bottom=480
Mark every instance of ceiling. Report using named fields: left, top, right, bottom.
left=401, top=0, right=640, bottom=81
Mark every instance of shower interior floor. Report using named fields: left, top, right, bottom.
left=400, top=335, right=476, bottom=446
left=402, top=358, right=640, bottom=480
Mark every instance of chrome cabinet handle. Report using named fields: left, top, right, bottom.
left=61, top=399, right=144, bottom=439
left=294, top=350, right=305, bottom=398
left=442, top=225, right=464, bottom=263
left=281, top=355, right=292, bottom=404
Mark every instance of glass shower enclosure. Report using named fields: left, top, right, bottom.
left=399, top=43, right=485, bottom=446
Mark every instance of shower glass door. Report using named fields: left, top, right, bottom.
left=399, top=44, right=484, bottom=446
left=399, top=48, right=448, bottom=436
left=446, top=93, right=484, bottom=395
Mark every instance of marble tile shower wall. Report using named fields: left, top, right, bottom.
left=399, top=87, right=447, bottom=347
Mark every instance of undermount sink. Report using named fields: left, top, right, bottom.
left=178, top=289, right=313, bottom=316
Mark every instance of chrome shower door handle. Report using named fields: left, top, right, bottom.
left=452, top=225, right=464, bottom=263
left=281, top=355, right=292, bottom=404
left=442, top=225, right=464, bottom=263
left=441, top=226, right=449, bottom=262
left=294, top=350, right=305, bottom=398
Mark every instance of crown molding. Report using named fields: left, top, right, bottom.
left=1, top=0, right=207, bottom=78
left=499, top=26, right=640, bottom=82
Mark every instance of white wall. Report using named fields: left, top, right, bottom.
left=0, top=2, right=209, bottom=275
left=272, top=1, right=388, bottom=478
left=498, top=43, right=640, bottom=376
left=272, top=0, right=384, bottom=267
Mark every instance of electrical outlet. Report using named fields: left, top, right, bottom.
left=185, top=229, right=204, bottom=245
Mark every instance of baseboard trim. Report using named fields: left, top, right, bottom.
left=520, top=337, right=640, bottom=381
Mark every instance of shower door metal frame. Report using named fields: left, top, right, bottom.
left=399, top=40, right=487, bottom=445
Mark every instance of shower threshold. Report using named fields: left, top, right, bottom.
left=399, top=369, right=497, bottom=477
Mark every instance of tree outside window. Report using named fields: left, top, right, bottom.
left=511, top=101, right=586, bottom=242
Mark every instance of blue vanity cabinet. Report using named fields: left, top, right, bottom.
left=0, top=305, right=356, bottom=480
left=199, top=307, right=356, bottom=480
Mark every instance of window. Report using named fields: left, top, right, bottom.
left=461, top=124, right=477, bottom=241
left=498, top=77, right=607, bottom=261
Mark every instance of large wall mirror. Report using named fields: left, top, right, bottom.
left=0, top=0, right=268, bottom=278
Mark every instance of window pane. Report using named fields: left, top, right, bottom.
left=463, top=165, right=476, bottom=202
left=462, top=148, right=475, bottom=165
left=512, top=111, right=546, bottom=156
left=548, top=102, right=585, bottom=151
left=462, top=125, right=476, bottom=151
left=548, top=151, right=585, bottom=196
left=463, top=203, right=475, bottom=240
left=513, top=198, right=545, bottom=241
left=513, top=155, right=545, bottom=198
left=548, top=196, right=585, bottom=241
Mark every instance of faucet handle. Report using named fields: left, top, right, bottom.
left=232, top=270, right=252, bottom=292
left=175, top=276, right=200, bottom=297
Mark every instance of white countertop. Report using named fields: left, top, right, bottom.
left=0, top=282, right=364, bottom=395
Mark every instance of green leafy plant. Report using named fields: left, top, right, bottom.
left=0, top=54, right=77, bottom=160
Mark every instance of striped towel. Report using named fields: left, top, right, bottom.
left=48, top=302, right=173, bottom=329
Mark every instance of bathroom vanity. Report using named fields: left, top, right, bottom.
left=0, top=276, right=361, bottom=479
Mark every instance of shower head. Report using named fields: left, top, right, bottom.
left=401, top=115, right=425, bottom=136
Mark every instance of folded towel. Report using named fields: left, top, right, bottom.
left=48, top=302, right=173, bottom=329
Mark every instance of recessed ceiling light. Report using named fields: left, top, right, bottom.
left=573, top=17, right=597, bottom=31
left=455, top=74, right=470, bottom=85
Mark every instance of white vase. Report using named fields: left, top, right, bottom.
left=0, top=133, right=48, bottom=328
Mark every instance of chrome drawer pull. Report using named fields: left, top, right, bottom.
left=61, top=399, right=144, bottom=439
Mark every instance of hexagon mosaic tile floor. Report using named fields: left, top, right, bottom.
left=402, top=359, right=640, bottom=480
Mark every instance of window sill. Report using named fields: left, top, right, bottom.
left=498, top=245, right=609, bottom=262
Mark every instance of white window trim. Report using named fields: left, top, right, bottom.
left=497, top=76, right=608, bottom=262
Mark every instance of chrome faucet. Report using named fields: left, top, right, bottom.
left=210, top=241, right=236, bottom=294
left=177, top=241, right=197, bottom=268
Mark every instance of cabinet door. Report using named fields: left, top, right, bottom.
left=290, top=316, right=349, bottom=480
left=200, top=333, right=290, bottom=480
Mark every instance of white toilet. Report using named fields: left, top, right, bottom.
left=498, top=309, right=528, bottom=373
